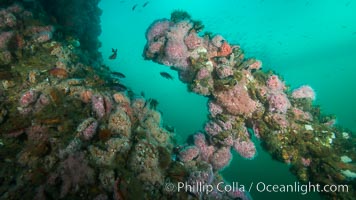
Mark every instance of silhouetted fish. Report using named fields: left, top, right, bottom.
left=170, top=66, right=177, bottom=71
left=160, top=72, right=173, bottom=80
left=164, top=125, right=175, bottom=132
left=173, top=145, right=183, bottom=154
left=132, top=4, right=138, bottom=11
left=111, top=72, right=126, bottom=78
left=143, top=98, right=158, bottom=109
left=127, top=89, right=135, bottom=100
left=140, top=91, right=145, bottom=97
left=111, top=83, right=127, bottom=92
left=142, top=1, right=149, bottom=7
left=109, top=48, right=118, bottom=59
left=149, top=98, right=158, bottom=109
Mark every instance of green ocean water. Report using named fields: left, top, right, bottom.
left=99, top=0, right=355, bottom=199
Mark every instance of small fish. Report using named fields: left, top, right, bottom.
left=110, top=81, right=123, bottom=86
left=111, top=71, right=126, bottom=78
left=164, top=125, right=175, bottom=132
left=108, top=78, right=120, bottom=84
left=160, top=72, right=173, bottom=80
left=109, top=48, right=118, bottom=59
left=111, top=83, right=127, bottom=92
left=143, top=98, right=158, bottom=109
left=140, top=91, right=145, bottom=97
left=132, top=4, right=138, bottom=11
left=38, top=118, right=61, bottom=125
left=49, top=67, right=68, bottom=78
left=0, top=70, right=14, bottom=80
left=142, top=1, right=149, bottom=7
left=173, top=145, right=183, bottom=154
left=127, top=89, right=135, bottom=100
left=149, top=98, right=159, bottom=109
left=114, top=178, right=125, bottom=200
left=5, top=128, right=25, bottom=138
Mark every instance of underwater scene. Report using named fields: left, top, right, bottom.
left=0, top=0, right=355, bottom=199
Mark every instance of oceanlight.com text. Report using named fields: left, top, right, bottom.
left=164, top=181, right=349, bottom=195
